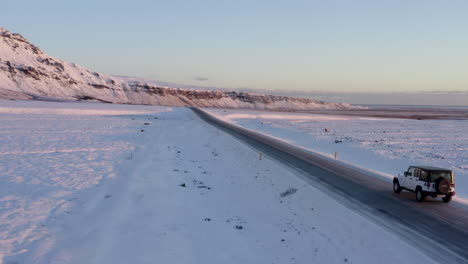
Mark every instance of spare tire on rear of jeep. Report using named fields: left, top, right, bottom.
left=435, top=178, right=450, bottom=194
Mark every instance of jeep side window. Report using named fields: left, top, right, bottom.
left=407, top=167, right=414, bottom=176
left=414, top=169, right=420, bottom=177
left=419, top=170, right=428, bottom=181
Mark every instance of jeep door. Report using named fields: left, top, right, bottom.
left=410, top=168, right=420, bottom=190
left=404, top=167, right=415, bottom=188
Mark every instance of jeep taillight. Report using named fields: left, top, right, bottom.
left=450, top=183, right=455, bottom=188
left=426, top=183, right=431, bottom=187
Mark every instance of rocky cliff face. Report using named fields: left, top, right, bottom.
left=0, top=27, right=355, bottom=110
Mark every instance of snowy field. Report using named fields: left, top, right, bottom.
left=206, top=108, right=468, bottom=201
left=0, top=100, right=438, bottom=264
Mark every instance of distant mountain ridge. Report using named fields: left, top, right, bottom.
left=0, top=27, right=357, bottom=110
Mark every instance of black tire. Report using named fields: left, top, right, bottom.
left=442, top=194, right=452, bottom=203
left=393, top=180, right=402, bottom=193
left=416, top=187, right=425, bottom=202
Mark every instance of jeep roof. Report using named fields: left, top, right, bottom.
left=409, top=166, right=451, bottom=171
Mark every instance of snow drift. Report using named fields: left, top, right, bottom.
left=0, top=27, right=357, bottom=111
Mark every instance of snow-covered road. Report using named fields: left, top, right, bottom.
left=195, top=107, right=468, bottom=262
left=1, top=100, right=439, bottom=264
left=206, top=108, right=468, bottom=200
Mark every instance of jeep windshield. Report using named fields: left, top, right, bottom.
left=429, top=171, right=453, bottom=182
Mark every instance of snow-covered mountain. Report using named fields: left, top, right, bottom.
left=0, top=27, right=355, bottom=110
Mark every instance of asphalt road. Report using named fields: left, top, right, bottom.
left=191, top=107, right=468, bottom=263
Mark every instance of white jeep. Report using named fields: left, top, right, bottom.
left=393, top=166, right=455, bottom=203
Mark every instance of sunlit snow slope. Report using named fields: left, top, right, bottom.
left=0, top=27, right=356, bottom=111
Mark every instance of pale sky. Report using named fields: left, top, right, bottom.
left=2, top=0, right=468, bottom=96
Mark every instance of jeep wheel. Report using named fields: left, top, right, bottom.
left=393, top=180, right=402, bottom=193
left=435, top=178, right=450, bottom=194
left=416, top=187, right=425, bottom=202
left=442, top=194, right=452, bottom=203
